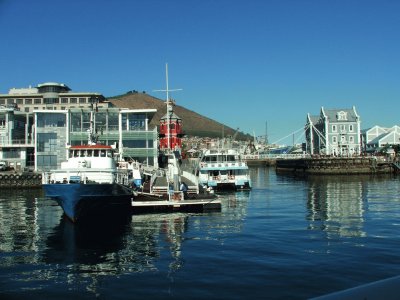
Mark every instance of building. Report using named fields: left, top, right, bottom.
left=0, top=106, right=34, bottom=170
left=159, top=100, right=183, bottom=150
left=362, top=125, right=400, bottom=153
left=0, top=83, right=159, bottom=171
left=305, top=106, right=361, bottom=156
left=0, top=82, right=109, bottom=113
left=35, top=108, right=158, bottom=171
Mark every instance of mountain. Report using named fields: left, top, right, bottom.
left=107, top=92, right=251, bottom=140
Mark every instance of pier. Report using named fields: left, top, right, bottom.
left=131, top=197, right=221, bottom=213
left=275, top=156, right=398, bottom=175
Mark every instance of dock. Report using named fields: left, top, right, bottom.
left=276, top=156, right=398, bottom=175
left=131, top=197, right=221, bottom=213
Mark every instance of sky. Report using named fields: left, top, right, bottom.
left=1, top=0, right=399, bottom=145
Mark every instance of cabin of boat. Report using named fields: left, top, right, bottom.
left=198, top=148, right=252, bottom=190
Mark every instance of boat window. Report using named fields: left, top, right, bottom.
left=94, top=150, right=99, bottom=157
left=100, top=150, right=106, bottom=157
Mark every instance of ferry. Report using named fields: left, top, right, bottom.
left=197, top=148, right=252, bottom=191
left=42, top=132, right=133, bottom=223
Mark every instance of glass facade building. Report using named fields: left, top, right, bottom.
left=35, top=108, right=158, bottom=171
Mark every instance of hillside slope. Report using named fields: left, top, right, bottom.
left=108, top=92, right=249, bottom=140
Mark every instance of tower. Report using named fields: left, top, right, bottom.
left=159, top=100, right=183, bottom=150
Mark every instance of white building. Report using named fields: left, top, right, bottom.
left=305, top=106, right=361, bottom=156
left=362, top=125, right=400, bottom=153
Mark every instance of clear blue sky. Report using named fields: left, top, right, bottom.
left=1, top=0, right=399, bottom=144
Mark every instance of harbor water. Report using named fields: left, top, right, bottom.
left=1, top=167, right=400, bottom=299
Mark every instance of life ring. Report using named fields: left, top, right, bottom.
left=4, top=175, right=8, bottom=179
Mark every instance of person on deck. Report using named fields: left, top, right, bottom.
left=180, top=182, right=188, bottom=198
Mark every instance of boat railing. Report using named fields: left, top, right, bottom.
left=42, top=169, right=128, bottom=185
left=200, top=161, right=247, bottom=168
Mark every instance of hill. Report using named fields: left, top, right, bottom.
left=108, top=92, right=251, bottom=140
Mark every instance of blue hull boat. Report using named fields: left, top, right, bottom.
left=43, top=183, right=133, bottom=222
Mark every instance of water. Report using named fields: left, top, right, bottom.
left=1, top=167, right=400, bottom=299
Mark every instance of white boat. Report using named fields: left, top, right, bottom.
left=42, top=118, right=133, bottom=223
left=197, top=148, right=252, bottom=191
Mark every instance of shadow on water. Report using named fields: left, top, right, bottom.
left=43, top=215, right=131, bottom=266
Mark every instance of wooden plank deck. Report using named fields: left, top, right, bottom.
left=131, top=197, right=221, bottom=213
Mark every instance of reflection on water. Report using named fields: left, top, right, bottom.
left=2, top=172, right=400, bottom=299
left=306, top=174, right=400, bottom=239
left=0, top=188, right=249, bottom=297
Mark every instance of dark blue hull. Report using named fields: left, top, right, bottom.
left=43, top=183, right=133, bottom=222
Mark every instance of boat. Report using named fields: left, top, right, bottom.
left=197, top=147, right=252, bottom=191
left=42, top=117, right=133, bottom=223
left=131, top=64, right=219, bottom=210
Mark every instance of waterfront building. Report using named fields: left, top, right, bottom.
left=362, top=125, right=400, bottom=153
left=305, top=106, right=361, bottom=156
left=0, top=82, right=109, bottom=113
left=0, top=83, right=159, bottom=171
left=0, top=106, right=34, bottom=170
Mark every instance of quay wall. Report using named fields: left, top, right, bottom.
left=276, top=157, right=395, bottom=175
left=245, top=158, right=276, bottom=167
left=0, top=172, right=42, bottom=188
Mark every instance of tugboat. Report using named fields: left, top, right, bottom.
left=42, top=112, right=133, bottom=223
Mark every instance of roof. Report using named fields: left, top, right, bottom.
left=161, top=112, right=181, bottom=120
left=322, top=107, right=359, bottom=122
left=70, top=144, right=113, bottom=150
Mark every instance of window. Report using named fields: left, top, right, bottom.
left=25, top=99, right=32, bottom=104
left=79, top=97, right=86, bottom=103
left=36, top=113, right=66, bottom=128
left=24, top=108, right=30, bottom=113
left=349, top=136, right=354, bottom=143
left=349, top=124, right=353, bottom=132
left=337, top=111, right=348, bottom=121
left=332, top=125, right=337, bottom=132
left=7, top=98, right=14, bottom=104
left=16, top=99, right=23, bottom=104
left=70, top=98, right=77, bottom=103
left=37, top=133, right=58, bottom=152
left=332, top=136, right=337, bottom=143
left=340, top=125, right=346, bottom=132
left=2, top=148, right=19, bottom=159
left=0, top=99, right=5, bottom=105
left=44, top=98, right=59, bottom=104
left=61, top=98, right=68, bottom=103
left=37, top=155, right=58, bottom=168
left=34, top=98, right=42, bottom=104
